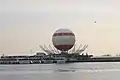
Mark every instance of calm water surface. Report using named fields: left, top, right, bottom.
left=0, top=62, right=120, bottom=80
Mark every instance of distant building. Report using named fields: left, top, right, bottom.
left=35, top=52, right=46, bottom=57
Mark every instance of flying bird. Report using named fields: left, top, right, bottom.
left=94, top=21, right=96, bottom=23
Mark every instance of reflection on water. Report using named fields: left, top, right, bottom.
left=0, top=62, right=120, bottom=80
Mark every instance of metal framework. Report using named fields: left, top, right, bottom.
left=39, top=44, right=88, bottom=55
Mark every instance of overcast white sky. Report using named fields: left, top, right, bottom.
left=0, top=0, right=120, bottom=56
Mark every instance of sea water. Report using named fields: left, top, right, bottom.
left=0, top=62, right=120, bottom=80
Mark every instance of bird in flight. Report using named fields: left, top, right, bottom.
left=94, top=21, right=96, bottom=23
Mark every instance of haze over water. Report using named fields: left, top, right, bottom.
left=0, top=62, right=120, bottom=80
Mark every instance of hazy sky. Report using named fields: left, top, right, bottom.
left=0, top=0, right=120, bottom=56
